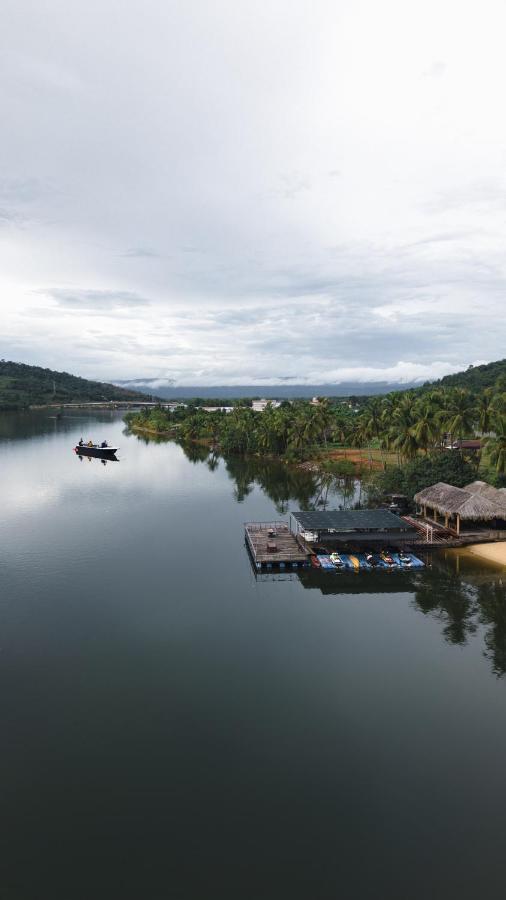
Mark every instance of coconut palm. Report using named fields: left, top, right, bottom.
left=485, top=417, right=506, bottom=474
left=477, top=387, right=494, bottom=435
left=443, top=389, right=477, bottom=444
left=412, top=397, right=441, bottom=453
left=390, top=396, right=419, bottom=461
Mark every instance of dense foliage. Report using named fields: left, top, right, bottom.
left=0, top=359, right=156, bottom=409
left=430, top=358, right=506, bottom=393
left=367, top=453, right=477, bottom=505
left=125, top=359, right=506, bottom=477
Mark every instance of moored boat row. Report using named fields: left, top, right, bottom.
left=312, top=551, right=424, bottom=571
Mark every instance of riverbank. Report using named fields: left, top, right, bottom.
left=467, top=542, right=506, bottom=567
left=130, top=424, right=179, bottom=437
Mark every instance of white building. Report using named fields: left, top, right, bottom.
left=252, top=399, right=281, bottom=412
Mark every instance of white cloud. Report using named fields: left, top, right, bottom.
left=0, top=0, right=505, bottom=384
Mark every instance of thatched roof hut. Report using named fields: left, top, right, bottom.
left=464, top=481, right=506, bottom=516
left=414, top=481, right=503, bottom=525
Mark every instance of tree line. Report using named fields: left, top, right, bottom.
left=125, top=376, right=506, bottom=477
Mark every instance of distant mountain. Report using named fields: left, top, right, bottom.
left=114, top=380, right=419, bottom=400
left=0, top=360, right=159, bottom=410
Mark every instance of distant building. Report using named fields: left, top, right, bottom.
left=200, top=406, right=233, bottom=413
left=443, top=434, right=482, bottom=452
left=252, top=399, right=281, bottom=412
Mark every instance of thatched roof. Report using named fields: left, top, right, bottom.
left=414, top=482, right=504, bottom=521
left=464, top=481, right=506, bottom=516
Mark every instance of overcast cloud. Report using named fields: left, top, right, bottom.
left=1, top=0, right=505, bottom=385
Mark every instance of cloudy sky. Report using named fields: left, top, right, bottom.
left=1, top=0, right=505, bottom=386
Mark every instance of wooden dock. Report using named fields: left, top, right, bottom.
left=245, top=522, right=310, bottom=569
left=401, top=515, right=506, bottom=548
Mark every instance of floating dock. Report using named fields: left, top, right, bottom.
left=245, top=522, right=310, bottom=569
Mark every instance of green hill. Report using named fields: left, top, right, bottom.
left=426, top=359, right=506, bottom=393
left=0, top=360, right=158, bottom=410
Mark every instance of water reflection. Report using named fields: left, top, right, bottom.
left=126, top=428, right=365, bottom=512
left=297, top=551, right=506, bottom=677
left=75, top=453, right=118, bottom=465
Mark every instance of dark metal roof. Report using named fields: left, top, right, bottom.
left=291, top=508, right=415, bottom=532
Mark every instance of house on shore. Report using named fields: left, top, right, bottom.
left=414, top=481, right=506, bottom=535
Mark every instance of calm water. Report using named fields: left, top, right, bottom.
left=1, top=411, right=506, bottom=899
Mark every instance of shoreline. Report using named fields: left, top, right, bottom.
left=466, top=542, right=506, bottom=566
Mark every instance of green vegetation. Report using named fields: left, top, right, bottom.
left=367, top=453, right=477, bottom=505
left=125, top=357, right=506, bottom=485
left=0, top=359, right=156, bottom=410
left=431, top=358, right=506, bottom=393
left=125, top=398, right=347, bottom=459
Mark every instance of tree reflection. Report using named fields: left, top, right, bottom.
left=477, top=580, right=506, bottom=677
left=180, top=442, right=211, bottom=464
left=413, top=567, right=479, bottom=646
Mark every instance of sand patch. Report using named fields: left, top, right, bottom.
left=466, top=542, right=506, bottom=567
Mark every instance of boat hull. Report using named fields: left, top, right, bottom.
left=75, top=446, right=118, bottom=458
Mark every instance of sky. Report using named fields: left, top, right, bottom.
left=1, top=0, right=505, bottom=387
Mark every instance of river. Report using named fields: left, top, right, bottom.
left=1, top=410, right=506, bottom=899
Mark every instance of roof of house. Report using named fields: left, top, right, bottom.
left=291, top=508, right=414, bottom=532
left=463, top=481, right=506, bottom=515
left=414, top=481, right=506, bottom=521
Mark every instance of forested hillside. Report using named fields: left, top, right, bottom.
left=427, top=359, right=506, bottom=393
left=0, top=360, right=156, bottom=410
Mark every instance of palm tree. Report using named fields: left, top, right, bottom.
left=485, top=417, right=506, bottom=474
left=477, top=388, right=494, bottom=435
left=443, top=388, right=477, bottom=445
left=412, top=397, right=441, bottom=453
left=391, top=396, right=419, bottom=461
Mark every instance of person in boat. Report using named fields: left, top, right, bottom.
left=366, top=551, right=377, bottom=566
left=87, top=440, right=93, bottom=447
left=101, top=440, right=108, bottom=448
left=399, top=551, right=412, bottom=565
left=381, top=549, right=394, bottom=565
left=78, top=438, right=84, bottom=446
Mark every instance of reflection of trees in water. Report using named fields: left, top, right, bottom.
left=221, top=457, right=314, bottom=508
left=477, top=581, right=506, bottom=677
left=180, top=442, right=211, bottom=464
left=413, top=568, right=478, bottom=646
left=221, top=456, right=359, bottom=513
left=413, top=560, right=506, bottom=676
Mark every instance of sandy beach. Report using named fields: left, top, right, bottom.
left=467, top=542, right=506, bottom=566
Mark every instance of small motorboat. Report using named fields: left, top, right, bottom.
left=397, top=551, right=413, bottom=568
left=317, top=555, right=336, bottom=571
left=74, top=442, right=118, bottom=458
left=380, top=550, right=395, bottom=567
left=330, top=552, right=344, bottom=568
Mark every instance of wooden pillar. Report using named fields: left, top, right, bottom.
left=433, top=508, right=438, bottom=523
left=445, top=513, right=449, bottom=528
left=423, top=505, right=427, bottom=519
left=456, top=513, right=460, bottom=536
